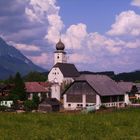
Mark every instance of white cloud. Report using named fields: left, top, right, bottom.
left=15, top=43, right=41, bottom=51
left=131, top=0, right=140, bottom=7
left=24, top=1, right=140, bottom=72
left=46, top=14, right=64, bottom=44
left=69, top=53, right=96, bottom=64
left=125, top=40, right=140, bottom=48
left=107, top=10, right=140, bottom=36
left=61, top=23, right=87, bottom=50
left=26, top=0, right=64, bottom=44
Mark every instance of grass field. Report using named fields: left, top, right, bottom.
left=0, top=109, right=140, bottom=140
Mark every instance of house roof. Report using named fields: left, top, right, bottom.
left=0, top=84, right=14, bottom=91
left=53, top=63, right=80, bottom=77
left=25, top=82, right=47, bottom=93
left=38, top=82, right=52, bottom=88
left=75, top=74, right=124, bottom=96
left=117, top=82, right=134, bottom=92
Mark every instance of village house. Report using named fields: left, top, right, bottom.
left=63, top=74, right=130, bottom=110
left=0, top=84, right=14, bottom=108
left=135, top=83, right=140, bottom=99
left=0, top=84, right=14, bottom=97
left=25, top=82, right=49, bottom=100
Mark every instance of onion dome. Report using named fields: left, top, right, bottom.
left=56, top=39, right=65, bottom=50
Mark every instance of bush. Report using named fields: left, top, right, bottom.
left=24, top=100, right=35, bottom=112
left=100, top=105, right=107, bottom=110
left=0, top=106, right=7, bottom=111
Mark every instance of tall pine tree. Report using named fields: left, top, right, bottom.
left=11, top=72, right=27, bottom=101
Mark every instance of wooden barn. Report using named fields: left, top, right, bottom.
left=63, top=74, right=129, bottom=110
left=38, top=98, right=62, bottom=112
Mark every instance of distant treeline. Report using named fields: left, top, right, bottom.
left=1, top=70, right=140, bottom=83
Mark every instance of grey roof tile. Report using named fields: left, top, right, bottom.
left=76, top=74, right=124, bottom=96
left=53, top=63, right=80, bottom=77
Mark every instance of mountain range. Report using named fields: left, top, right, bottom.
left=0, top=37, right=46, bottom=79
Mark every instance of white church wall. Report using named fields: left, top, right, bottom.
left=51, top=83, right=61, bottom=101
left=48, top=68, right=64, bottom=85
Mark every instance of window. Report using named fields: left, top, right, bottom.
left=57, top=56, right=59, bottom=59
left=68, top=104, right=71, bottom=107
left=77, top=104, right=79, bottom=107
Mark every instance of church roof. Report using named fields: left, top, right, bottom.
left=53, top=63, right=80, bottom=78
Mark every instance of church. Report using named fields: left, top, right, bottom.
left=48, top=39, right=79, bottom=101
left=48, top=39, right=79, bottom=86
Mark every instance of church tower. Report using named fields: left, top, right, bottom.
left=54, top=39, right=67, bottom=65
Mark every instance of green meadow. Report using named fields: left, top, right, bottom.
left=0, top=109, right=140, bottom=140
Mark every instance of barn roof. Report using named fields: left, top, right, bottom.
left=25, top=82, right=47, bottom=93
left=53, top=63, right=80, bottom=77
left=75, top=74, right=124, bottom=96
left=117, top=82, right=134, bottom=92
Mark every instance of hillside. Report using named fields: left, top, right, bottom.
left=0, top=37, right=46, bottom=79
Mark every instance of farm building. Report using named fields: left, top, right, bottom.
left=38, top=98, right=62, bottom=112
left=118, top=82, right=139, bottom=100
left=63, top=74, right=130, bottom=110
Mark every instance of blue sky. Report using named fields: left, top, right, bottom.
left=58, top=0, right=133, bottom=33
left=0, top=0, right=140, bottom=73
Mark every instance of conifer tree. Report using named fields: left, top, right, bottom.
left=11, top=72, right=27, bottom=101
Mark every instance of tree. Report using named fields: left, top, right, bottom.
left=24, top=100, right=35, bottom=112
left=32, top=94, right=40, bottom=109
left=5, top=75, right=14, bottom=84
left=11, top=72, right=27, bottom=101
left=24, top=71, right=47, bottom=82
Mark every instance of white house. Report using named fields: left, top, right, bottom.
left=25, top=82, right=48, bottom=101
left=63, top=74, right=129, bottom=110
left=0, top=100, right=13, bottom=108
